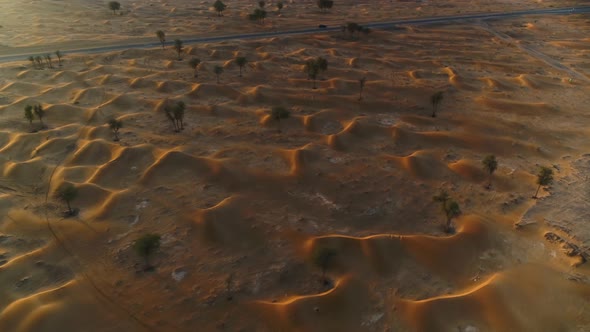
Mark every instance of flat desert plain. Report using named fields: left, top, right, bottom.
left=0, top=1, right=590, bottom=331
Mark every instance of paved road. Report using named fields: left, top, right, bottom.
left=0, top=6, right=588, bottom=63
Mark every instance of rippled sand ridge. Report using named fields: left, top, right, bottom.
left=1, top=1, right=590, bottom=331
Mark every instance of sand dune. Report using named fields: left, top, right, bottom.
left=398, top=265, right=590, bottom=332
left=0, top=2, right=589, bottom=332
left=258, top=277, right=372, bottom=332
left=0, top=279, right=141, bottom=332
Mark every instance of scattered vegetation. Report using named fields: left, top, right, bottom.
left=305, top=61, right=320, bottom=89
left=360, top=26, right=371, bottom=38
left=108, top=118, right=123, bottom=141
left=358, top=77, right=366, bottom=101
left=164, top=101, right=186, bottom=132
left=482, top=155, right=498, bottom=189
left=213, top=0, right=226, bottom=17
left=433, top=189, right=450, bottom=207
left=32, top=56, right=40, bottom=68
left=55, top=183, right=79, bottom=217
left=164, top=106, right=176, bottom=132
left=174, top=39, right=184, bottom=60
left=189, top=58, right=201, bottom=78
left=35, top=56, right=43, bottom=68
left=271, top=106, right=290, bottom=132
left=55, top=50, right=63, bottom=66
left=345, top=22, right=370, bottom=39
left=214, top=65, right=224, bottom=83
left=29, top=52, right=62, bottom=70
left=433, top=190, right=461, bottom=233
left=533, top=166, right=554, bottom=198
left=24, top=104, right=47, bottom=131
left=225, top=273, right=235, bottom=301
left=277, top=1, right=284, bottom=14
left=343, top=22, right=371, bottom=40
left=156, top=30, right=166, bottom=49
left=235, top=56, right=247, bottom=77
left=24, top=105, right=34, bottom=130
left=443, top=200, right=461, bottom=233
left=249, top=8, right=267, bottom=24
left=33, top=104, right=46, bottom=129
left=134, top=233, right=161, bottom=271
left=174, top=101, right=186, bottom=130
left=312, top=247, right=337, bottom=285
left=108, top=1, right=121, bottom=15
left=316, top=57, right=328, bottom=72
left=430, top=91, right=444, bottom=117
left=44, top=53, right=53, bottom=68
left=317, top=0, right=334, bottom=13
left=305, top=57, right=328, bottom=89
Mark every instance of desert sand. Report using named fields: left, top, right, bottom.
left=1, top=0, right=590, bottom=331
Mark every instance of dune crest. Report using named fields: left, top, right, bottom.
left=0, top=4, right=589, bottom=331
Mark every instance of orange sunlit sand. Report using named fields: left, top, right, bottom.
left=1, top=0, right=590, bottom=331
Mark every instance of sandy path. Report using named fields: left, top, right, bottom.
left=478, top=20, right=590, bottom=83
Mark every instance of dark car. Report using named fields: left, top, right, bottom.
left=318, top=24, right=327, bottom=29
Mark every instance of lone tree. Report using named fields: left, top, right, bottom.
left=433, top=189, right=450, bottom=208
left=173, top=39, right=184, bottom=60
left=258, top=1, right=265, bottom=8
left=259, top=8, right=267, bottom=23
left=156, top=30, right=166, bottom=49
left=164, top=104, right=178, bottom=132
left=35, top=56, right=44, bottom=68
left=164, top=101, right=185, bottom=132
left=213, top=0, right=226, bottom=17
left=317, top=57, right=328, bottom=72
left=235, top=56, right=247, bottom=77
left=358, top=77, right=366, bottom=101
left=433, top=189, right=461, bottom=233
left=188, top=58, right=201, bottom=78
left=442, top=200, right=461, bottom=233
left=24, top=105, right=34, bottom=130
left=173, top=101, right=186, bottom=130
left=305, top=60, right=319, bottom=89
left=108, top=118, right=123, bottom=141
left=55, top=50, right=63, bottom=66
left=346, top=22, right=360, bottom=39
left=134, top=233, right=161, bottom=271
left=28, top=56, right=35, bottom=68
left=225, top=273, right=235, bottom=301
left=317, top=0, right=334, bottom=13
left=44, top=53, right=53, bottom=69
left=33, top=104, right=46, bottom=128
left=108, top=1, right=121, bottom=15
left=482, top=155, right=498, bottom=189
left=55, top=183, right=78, bottom=217
left=360, top=26, right=371, bottom=39
left=249, top=8, right=267, bottom=24
left=430, top=91, right=444, bottom=117
left=312, top=247, right=337, bottom=285
left=214, top=65, right=224, bottom=84
left=305, top=57, right=328, bottom=89
left=533, top=166, right=554, bottom=199
left=340, top=25, right=346, bottom=38
left=271, top=106, right=290, bottom=132
left=277, top=1, right=283, bottom=14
